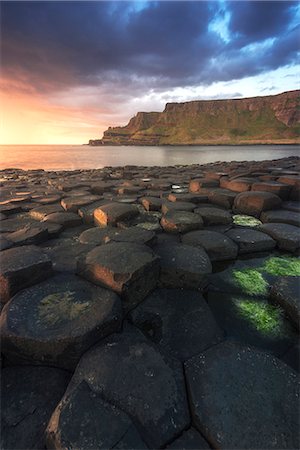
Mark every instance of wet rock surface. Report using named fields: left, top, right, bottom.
left=0, top=156, right=299, bottom=449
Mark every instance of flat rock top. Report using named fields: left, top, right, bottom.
left=184, top=341, right=300, bottom=449
left=67, top=326, right=190, bottom=448
left=0, top=245, right=50, bottom=273
left=83, top=241, right=158, bottom=275
left=0, top=274, right=121, bottom=339
left=129, top=288, right=222, bottom=361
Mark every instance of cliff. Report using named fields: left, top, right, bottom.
left=89, top=90, right=300, bottom=146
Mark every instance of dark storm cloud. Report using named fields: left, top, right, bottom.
left=1, top=0, right=299, bottom=96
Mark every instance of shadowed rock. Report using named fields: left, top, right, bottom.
left=194, top=206, right=232, bottom=225
left=78, top=242, right=160, bottom=312
left=167, top=428, right=210, bottom=449
left=0, top=245, right=52, bottom=303
left=161, top=201, right=196, bottom=214
left=29, top=204, right=64, bottom=221
left=0, top=274, right=122, bottom=370
left=42, top=212, right=82, bottom=228
left=129, top=288, right=222, bottom=361
left=225, top=228, right=276, bottom=254
left=184, top=341, right=300, bottom=449
left=1, top=366, right=70, bottom=450
left=46, top=381, right=147, bottom=450
left=63, top=326, right=190, bottom=448
left=61, top=194, right=101, bottom=212
left=154, top=243, right=211, bottom=289
left=182, top=230, right=238, bottom=262
left=7, top=224, right=49, bottom=246
left=270, top=277, right=300, bottom=331
left=259, top=223, right=300, bottom=252
left=260, top=209, right=300, bottom=227
left=251, top=181, right=291, bottom=199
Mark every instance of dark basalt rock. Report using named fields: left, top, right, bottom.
left=94, top=202, right=139, bottom=226
left=0, top=245, right=52, bottom=303
left=78, top=242, right=160, bottom=312
left=207, top=188, right=237, bottom=209
left=251, top=181, right=291, bottom=199
left=42, top=238, right=94, bottom=273
left=46, top=381, right=148, bottom=450
left=77, top=199, right=107, bottom=223
left=0, top=237, right=13, bottom=251
left=225, top=228, right=276, bottom=254
left=140, top=196, right=163, bottom=211
left=79, top=226, right=117, bottom=244
left=42, top=211, right=82, bottom=228
left=29, top=204, right=64, bottom=221
left=129, top=288, right=222, bottom=361
left=281, top=201, right=300, bottom=213
left=160, top=210, right=204, bottom=234
left=161, top=201, right=196, bottom=214
left=61, top=194, right=101, bottom=212
left=260, top=209, right=300, bottom=227
left=194, top=206, right=232, bottom=225
left=258, top=223, right=300, bottom=252
left=167, top=428, right=210, bottom=449
left=1, top=366, right=70, bottom=450
left=270, top=277, right=300, bottom=331
left=0, top=274, right=122, bottom=370
left=64, top=326, right=190, bottom=449
left=184, top=341, right=300, bottom=449
left=7, top=224, right=49, bottom=246
left=233, top=191, right=282, bottom=217
left=182, top=230, right=238, bottom=262
left=154, top=243, right=212, bottom=289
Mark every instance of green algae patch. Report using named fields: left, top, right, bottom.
left=233, top=268, right=269, bottom=296
left=232, top=214, right=262, bottom=227
left=38, top=291, right=90, bottom=326
left=263, top=256, right=300, bottom=277
left=234, top=298, right=284, bottom=337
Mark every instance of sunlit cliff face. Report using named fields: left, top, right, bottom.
left=1, top=1, right=299, bottom=144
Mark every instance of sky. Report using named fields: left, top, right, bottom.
left=1, top=0, right=299, bottom=144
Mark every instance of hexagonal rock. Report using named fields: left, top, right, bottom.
left=154, top=243, right=212, bottom=289
left=1, top=366, right=70, bottom=450
left=7, top=224, right=49, bottom=246
left=260, top=209, right=300, bottom=227
left=29, top=204, right=64, bottom=220
left=258, top=223, right=300, bottom=252
left=0, top=203, right=22, bottom=215
left=168, top=193, right=208, bottom=204
left=167, top=428, right=210, bottom=449
left=194, top=206, right=232, bottom=225
left=46, top=381, right=147, bottom=450
left=106, top=226, right=157, bottom=246
left=0, top=274, right=122, bottom=370
left=207, top=188, right=237, bottom=209
left=77, top=200, right=106, bottom=223
left=65, top=326, right=190, bottom=448
left=0, top=245, right=52, bottom=303
left=270, top=277, right=300, bottom=331
left=182, top=230, right=238, bottom=262
left=220, top=177, right=253, bottom=192
left=140, top=196, right=163, bottom=211
left=94, top=202, right=139, bottom=226
left=233, top=191, right=282, bottom=217
left=184, top=342, right=300, bottom=450
left=79, top=226, right=116, bottom=245
left=78, top=242, right=160, bottom=312
left=282, top=201, right=300, bottom=213
left=161, top=201, right=196, bottom=215
left=129, top=288, right=222, bottom=362
left=225, top=228, right=276, bottom=254
left=251, top=181, right=291, bottom=199
left=189, top=178, right=219, bottom=192
left=61, top=194, right=101, bottom=212
left=42, top=239, right=93, bottom=273
left=42, top=211, right=82, bottom=228
left=161, top=210, right=204, bottom=234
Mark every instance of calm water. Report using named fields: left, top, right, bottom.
left=0, top=145, right=299, bottom=171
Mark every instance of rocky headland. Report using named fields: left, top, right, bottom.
left=89, top=90, right=300, bottom=146
left=1, top=156, right=300, bottom=449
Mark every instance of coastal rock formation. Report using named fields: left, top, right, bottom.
left=1, top=156, right=300, bottom=449
left=89, top=90, right=300, bottom=145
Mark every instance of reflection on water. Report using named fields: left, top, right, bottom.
left=0, top=144, right=299, bottom=170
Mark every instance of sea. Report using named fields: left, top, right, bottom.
left=0, top=144, right=299, bottom=171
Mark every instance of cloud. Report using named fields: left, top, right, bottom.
left=2, top=0, right=298, bottom=98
